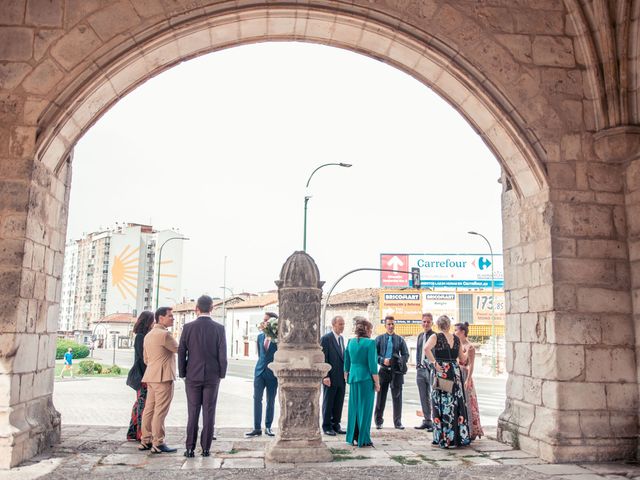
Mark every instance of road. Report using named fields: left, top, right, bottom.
left=65, top=348, right=506, bottom=427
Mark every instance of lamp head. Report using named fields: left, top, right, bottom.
left=468, top=231, right=478, bottom=235
left=339, top=163, right=353, bottom=168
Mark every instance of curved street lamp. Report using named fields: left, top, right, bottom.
left=155, top=236, right=189, bottom=309
left=468, top=231, right=497, bottom=376
left=220, top=286, right=235, bottom=357
left=303, top=162, right=352, bottom=251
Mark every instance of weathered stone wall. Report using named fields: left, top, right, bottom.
left=0, top=111, right=68, bottom=467
left=630, top=157, right=640, bottom=457
left=0, top=0, right=639, bottom=467
left=498, top=142, right=639, bottom=461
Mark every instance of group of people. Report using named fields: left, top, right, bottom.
left=320, top=313, right=483, bottom=448
left=126, top=297, right=281, bottom=456
left=125, top=295, right=483, bottom=456
left=126, top=295, right=228, bottom=456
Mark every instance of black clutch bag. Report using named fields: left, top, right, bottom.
left=126, top=364, right=142, bottom=391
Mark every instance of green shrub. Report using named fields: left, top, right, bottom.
left=78, top=360, right=94, bottom=375
left=93, top=363, right=103, bottom=374
left=55, top=339, right=89, bottom=360
left=111, top=365, right=122, bottom=375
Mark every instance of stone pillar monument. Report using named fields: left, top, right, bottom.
left=265, top=251, right=332, bottom=463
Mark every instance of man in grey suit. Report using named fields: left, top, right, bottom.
left=415, top=313, right=434, bottom=431
left=178, top=295, right=228, bottom=458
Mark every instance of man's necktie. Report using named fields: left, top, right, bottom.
left=338, top=335, right=344, bottom=354
left=263, top=337, right=270, bottom=351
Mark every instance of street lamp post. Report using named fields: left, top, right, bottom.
left=303, top=162, right=352, bottom=251
left=155, top=236, right=189, bottom=310
left=321, top=267, right=423, bottom=333
left=220, top=286, right=234, bottom=357
left=110, top=330, right=118, bottom=366
left=468, top=231, right=497, bottom=376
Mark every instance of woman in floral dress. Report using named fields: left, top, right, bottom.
left=455, top=322, right=484, bottom=440
left=126, top=311, right=155, bottom=441
left=423, top=315, right=470, bottom=448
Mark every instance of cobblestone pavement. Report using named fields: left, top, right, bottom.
left=52, top=373, right=503, bottom=429
left=3, top=425, right=640, bottom=479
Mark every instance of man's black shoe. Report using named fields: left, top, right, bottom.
left=265, top=428, right=275, bottom=437
left=414, top=423, right=430, bottom=430
left=151, top=444, right=177, bottom=453
left=202, top=450, right=210, bottom=457
left=245, top=429, right=262, bottom=437
left=375, top=424, right=383, bottom=430
left=426, top=426, right=434, bottom=432
left=334, top=428, right=347, bottom=434
left=323, top=429, right=337, bottom=436
left=395, top=425, right=405, bottom=430
left=184, top=449, right=195, bottom=458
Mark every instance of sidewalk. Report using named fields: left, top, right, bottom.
left=3, top=425, right=640, bottom=479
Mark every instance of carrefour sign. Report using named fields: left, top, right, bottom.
left=380, top=253, right=504, bottom=289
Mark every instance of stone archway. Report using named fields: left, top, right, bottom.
left=1, top=0, right=639, bottom=468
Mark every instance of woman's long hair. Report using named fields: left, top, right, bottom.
left=132, top=311, right=155, bottom=335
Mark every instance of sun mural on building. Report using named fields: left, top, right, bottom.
left=158, top=259, right=178, bottom=294
left=111, top=245, right=139, bottom=299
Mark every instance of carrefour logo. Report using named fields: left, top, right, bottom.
left=478, top=257, right=492, bottom=270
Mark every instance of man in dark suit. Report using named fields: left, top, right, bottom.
left=178, top=295, right=228, bottom=458
left=374, top=315, right=409, bottom=430
left=245, top=312, right=278, bottom=437
left=320, top=315, right=346, bottom=436
left=415, top=313, right=435, bottom=431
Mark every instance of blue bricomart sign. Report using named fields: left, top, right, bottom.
left=380, top=253, right=504, bottom=289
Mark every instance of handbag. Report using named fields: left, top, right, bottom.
left=392, top=352, right=408, bottom=375
left=435, top=376, right=454, bottom=393
left=126, top=364, right=142, bottom=391
left=433, top=333, right=455, bottom=393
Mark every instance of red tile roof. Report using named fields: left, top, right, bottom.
left=93, top=313, right=137, bottom=324
left=324, top=288, right=379, bottom=306
left=227, top=293, right=278, bottom=309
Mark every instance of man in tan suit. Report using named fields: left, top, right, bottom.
left=139, top=307, right=178, bottom=453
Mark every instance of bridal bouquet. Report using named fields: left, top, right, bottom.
left=259, top=316, right=279, bottom=343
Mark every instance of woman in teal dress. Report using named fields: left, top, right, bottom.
left=344, top=317, right=380, bottom=447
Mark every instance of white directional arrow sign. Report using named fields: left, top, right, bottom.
left=386, top=255, right=404, bottom=271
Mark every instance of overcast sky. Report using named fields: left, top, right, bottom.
left=67, top=42, right=503, bottom=299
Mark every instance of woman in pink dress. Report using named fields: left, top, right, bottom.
left=454, top=322, right=484, bottom=440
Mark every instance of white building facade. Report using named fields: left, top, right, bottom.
left=58, top=241, right=78, bottom=332
left=224, top=293, right=278, bottom=359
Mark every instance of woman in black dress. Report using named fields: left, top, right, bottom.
left=126, top=311, right=155, bottom=441
left=424, top=315, right=470, bottom=448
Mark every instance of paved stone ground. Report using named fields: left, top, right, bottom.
left=3, top=425, right=640, bottom=479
